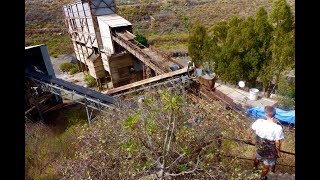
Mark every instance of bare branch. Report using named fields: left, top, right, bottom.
left=166, top=112, right=176, bottom=154
left=165, top=153, right=185, bottom=169
left=165, top=155, right=202, bottom=177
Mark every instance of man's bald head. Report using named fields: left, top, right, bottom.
left=265, top=106, right=276, bottom=118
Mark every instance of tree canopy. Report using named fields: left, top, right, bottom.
left=188, top=0, right=294, bottom=98
left=188, top=23, right=208, bottom=66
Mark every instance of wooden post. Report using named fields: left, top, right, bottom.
left=142, top=64, right=145, bottom=79
left=98, top=78, right=103, bottom=91
left=77, top=60, right=82, bottom=72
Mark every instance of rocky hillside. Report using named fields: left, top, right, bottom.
left=25, top=0, right=294, bottom=30
left=25, top=0, right=295, bottom=54
left=25, top=0, right=73, bottom=29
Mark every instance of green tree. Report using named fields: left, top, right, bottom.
left=270, top=29, right=294, bottom=84
left=260, top=0, right=294, bottom=96
left=239, top=17, right=261, bottom=85
left=254, top=7, right=272, bottom=46
left=212, top=16, right=264, bottom=85
left=204, top=21, right=228, bottom=70
left=276, top=74, right=295, bottom=109
left=254, top=7, right=274, bottom=94
left=188, top=23, right=207, bottom=66
left=209, top=21, right=229, bottom=45
left=214, top=16, right=244, bottom=83
left=269, top=0, right=294, bottom=33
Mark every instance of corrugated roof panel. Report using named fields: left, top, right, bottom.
left=97, top=14, right=132, bottom=28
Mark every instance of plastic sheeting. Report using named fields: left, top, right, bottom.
left=247, top=106, right=295, bottom=124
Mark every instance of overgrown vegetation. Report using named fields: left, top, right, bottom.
left=25, top=84, right=295, bottom=179
left=59, top=62, right=74, bottom=72
left=84, top=74, right=96, bottom=87
left=59, top=62, right=79, bottom=75
left=25, top=0, right=295, bottom=178
left=69, top=65, right=79, bottom=75
left=188, top=0, right=294, bottom=98
left=25, top=107, right=88, bottom=179
left=65, top=109, right=87, bottom=127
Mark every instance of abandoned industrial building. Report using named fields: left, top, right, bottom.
left=63, top=0, right=184, bottom=90
left=25, top=0, right=295, bottom=178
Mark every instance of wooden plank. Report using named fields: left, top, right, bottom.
left=103, top=67, right=189, bottom=94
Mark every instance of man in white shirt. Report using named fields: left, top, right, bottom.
left=251, top=106, right=284, bottom=179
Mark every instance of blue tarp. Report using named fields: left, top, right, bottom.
left=247, top=107, right=295, bottom=124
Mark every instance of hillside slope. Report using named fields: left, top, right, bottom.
left=25, top=0, right=295, bottom=54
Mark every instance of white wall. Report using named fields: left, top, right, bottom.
left=97, top=17, right=114, bottom=54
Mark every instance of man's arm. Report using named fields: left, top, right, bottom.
left=275, top=140, right=281, bottom=158
left=275, top=126, right=284, bottom=158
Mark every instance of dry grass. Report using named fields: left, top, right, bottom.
left=25, top=0, right=294, bottom=54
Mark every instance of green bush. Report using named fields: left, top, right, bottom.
left=69, top=65, right=79, bottom=75
left=135, top=32, right=148, bottom=47
left=66, top=109, right=87, bottom=127
left=52, top=53, right=59, bottom=58
left=60, top=62, right=74, bottom=72
left=84, top=74, right=96, bottom=87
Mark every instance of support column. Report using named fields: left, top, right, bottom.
left=96, top=78, right=103, bottom=91
left=84, top=99, right=92, bottom=126
left=77, top=60, right=83, bottom=72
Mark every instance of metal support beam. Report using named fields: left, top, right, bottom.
left=84, top=97, right=92, bottom=125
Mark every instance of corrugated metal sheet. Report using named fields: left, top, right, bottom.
left=97, top=14, right=132, bottom=28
